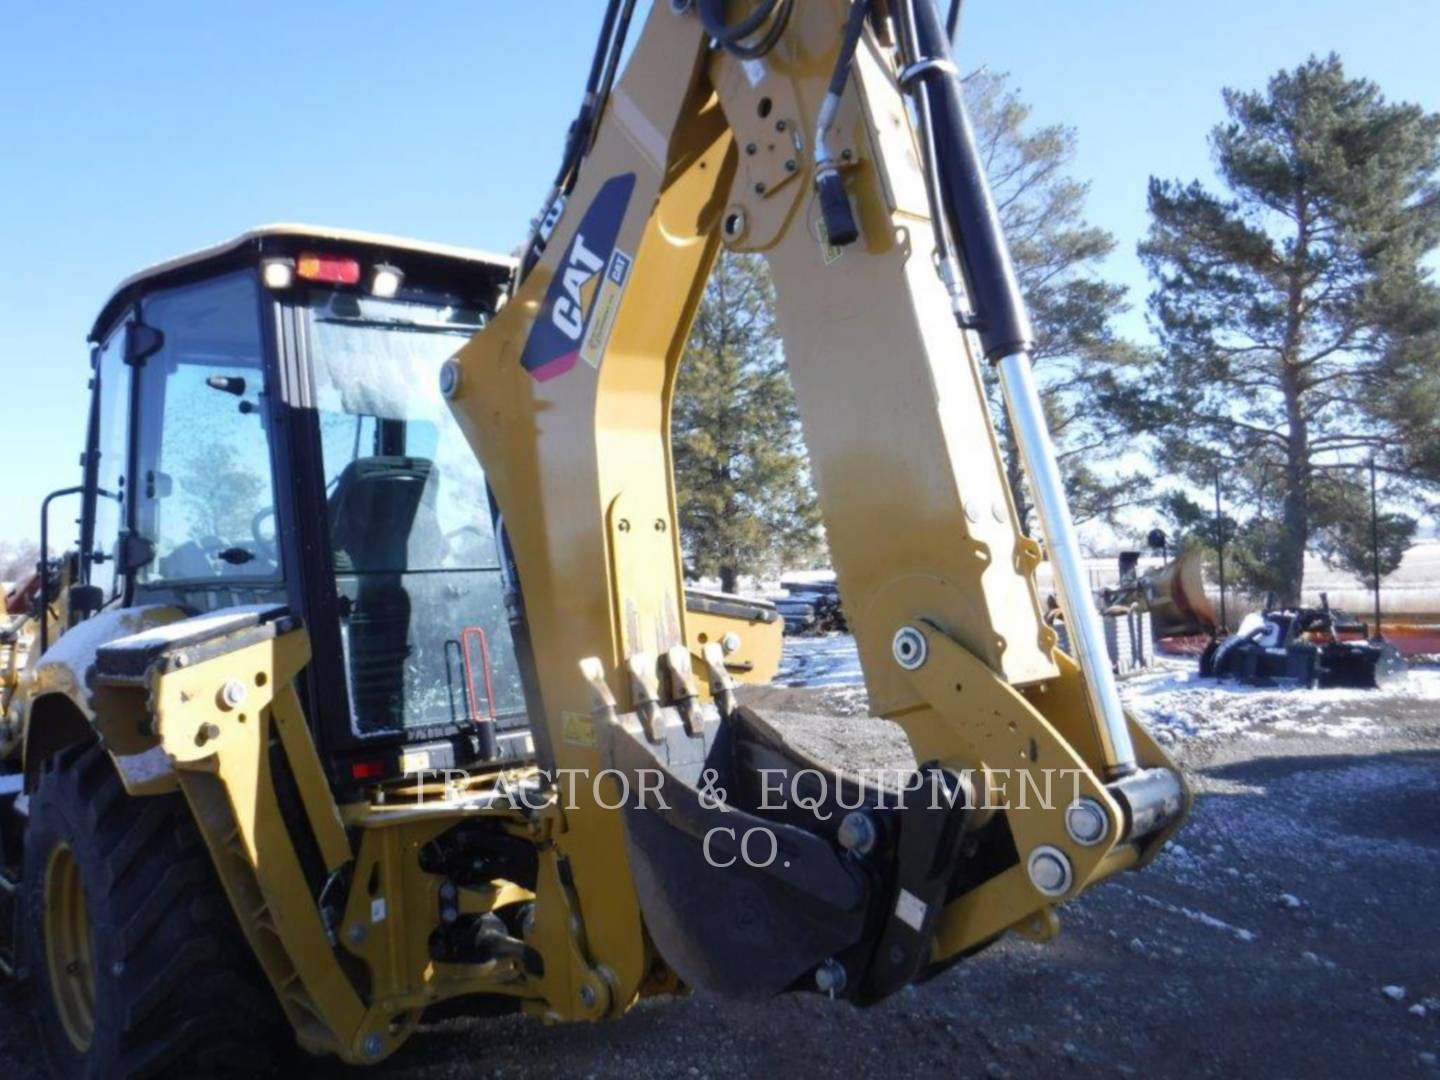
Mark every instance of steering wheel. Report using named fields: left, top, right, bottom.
left=251, top=506, right=280, bottom=563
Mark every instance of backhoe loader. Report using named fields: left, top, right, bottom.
left=1, top=0, right=1188, bottom=1073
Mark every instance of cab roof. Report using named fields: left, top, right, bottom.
left=90, top=223, right=517, bottom=342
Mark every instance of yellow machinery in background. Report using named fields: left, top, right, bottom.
left=1, top=1, right=1187, bottom=1073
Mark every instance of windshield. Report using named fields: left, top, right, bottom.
left=308, top=290, right=525, bottom=740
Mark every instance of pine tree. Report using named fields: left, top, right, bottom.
left=672, top=253, right=819, bottom=592
left=969, top=72, right=1151, bottom=533
left=1140, top=55, right=1440, bottom=604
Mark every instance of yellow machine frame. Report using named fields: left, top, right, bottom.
left=9, top=0, right=1188, bottom=1067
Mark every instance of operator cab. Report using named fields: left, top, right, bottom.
left=82, top=226, right=531, bottom=787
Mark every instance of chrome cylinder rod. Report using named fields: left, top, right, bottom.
left=998, top=350, right=1137, bottom=777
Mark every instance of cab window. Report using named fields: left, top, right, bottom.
left=133, top=272, right=282, bottom=591
left=307, top=289, right=525, bottom=739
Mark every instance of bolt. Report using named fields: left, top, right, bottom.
left=439, top=357, right=462, bottom=399
left=439, top=880, right=458, bottom=902
left=1027, top=846, right=1073, bottom=897
left=814, top=959, right=847, bottom=995
left=654, top=519, right=667, bottom=532
left=892, top=625, right=928, bottom=671
left=754, top=182, right=767, bottom=195
left=218, top=679, right=246, bottom=710
left=172, top=652, right=189, bottom=669
left=888, top=944, right=906, bottom=966
left=785, top=159, right=797, bottom=173
left=579, top=984, right=597, bottom=1008
left=111, top=961, right=125, bottom=977
left=348, top=923, right=367, bottom=946
left=617, top=519, right=631, bottom=532
left=841, top=148, right=854, bottom=161
left=720, top=632, right=742, bottom=656
left=1064, top=799, right=1109, bottom=847
left=363, top=1034, right=384, bottom=1059
left=775, top=119, right=787, bottom=132
left=745, top=142, right=757, bottom=155
left=195, top=722, right=221, bottom=746
left=837, top=811, right=878, bottom=856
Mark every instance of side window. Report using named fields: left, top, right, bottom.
left=88, top=326, right=131, bottom=599
left=134, top=272, right=281, bottom=585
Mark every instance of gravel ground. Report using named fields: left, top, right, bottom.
left=3, top=654, right=1438, bottom=1078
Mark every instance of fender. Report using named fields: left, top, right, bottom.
left=19, top=603, right=189, bottom=792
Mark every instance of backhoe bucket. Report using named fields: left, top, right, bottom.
left=596, top=701, right=970, bottom=1001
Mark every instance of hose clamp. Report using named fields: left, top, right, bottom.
left=898, top=57, right=958, bottom=87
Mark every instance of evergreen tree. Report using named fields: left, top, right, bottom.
left=969, top=71, right=1151, bottom=533
left=1139, top=54, right=1440, bottom=604
left=672, top=253, right=819, bottom=592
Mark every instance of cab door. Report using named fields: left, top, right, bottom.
left=128, top=270, right=286, bottom=611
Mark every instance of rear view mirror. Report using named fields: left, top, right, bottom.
left=69, top=584, right=104, bottom=617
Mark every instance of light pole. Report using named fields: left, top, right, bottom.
left=1213, top=465, right=1227, bottom=632
left=1369, top=455, right=1383, bottom=641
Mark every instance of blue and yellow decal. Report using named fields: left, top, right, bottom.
left=520, top=173, right=637, bottom=382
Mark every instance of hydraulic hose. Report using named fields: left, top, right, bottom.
left=699, top=0, right=794, bottom=59
left=813, top=0, right=871, bottom=247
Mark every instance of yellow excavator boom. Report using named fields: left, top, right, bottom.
left=442, top=0, right=1188, bottom=1009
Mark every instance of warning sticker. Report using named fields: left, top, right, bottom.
left=580, top=249, right=632, bottom=369
left=562, top=711, right=598, bottom=748
left=895, top=888, right=927, bottom=932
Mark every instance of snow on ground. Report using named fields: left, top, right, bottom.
left=776, top=632, right=1440, bottom=746
left=774, top=633, right=863, bottom=688
left=1122, top=664, right=1440, bottom=744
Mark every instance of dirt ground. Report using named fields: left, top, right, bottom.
left=2, top=661, right=1438, bottom=1077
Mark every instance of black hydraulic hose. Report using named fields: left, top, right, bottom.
left=699, top=0, right=792, bottom=59
left=893, top=0, right=957, bottom=286
left=946, top=0, right=963, bottom=43
left=556, top=0, right=622, bottom=190
left=910, top=0, right=1032, bottom=361
left=813, top=0, right=871, bottom=246
left=587, top=0, right=639, bottom=156
left=829, top=0, right=870, bottom=97
left=521, top=0, right=623, bottom=281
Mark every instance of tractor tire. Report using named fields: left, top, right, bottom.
left=23, top=741, right=289, bottom=1078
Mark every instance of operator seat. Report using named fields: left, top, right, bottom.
left=328, top=456, right=445, bottom=733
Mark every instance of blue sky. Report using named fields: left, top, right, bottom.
left=2, top=0, right=1437, bottom=549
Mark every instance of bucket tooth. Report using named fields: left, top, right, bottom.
left=661, top=645, right=705, bottom=737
